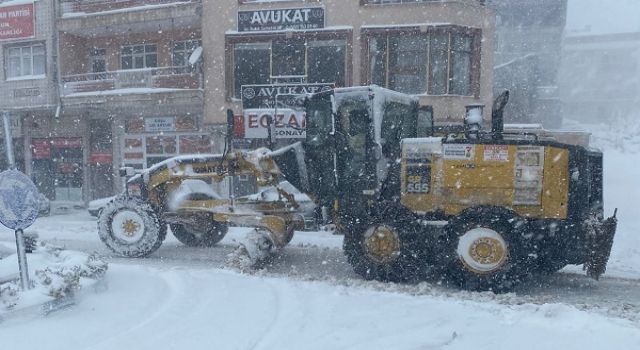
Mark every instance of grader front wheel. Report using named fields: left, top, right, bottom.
left=98, top=196, right=167, bottom=257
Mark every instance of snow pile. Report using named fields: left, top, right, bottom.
left=0, top=243, right=107, bottom=314
left=565, top=116, right=640, bottom=154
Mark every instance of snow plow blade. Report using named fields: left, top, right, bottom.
left=585, top=211, right=618, bottom=280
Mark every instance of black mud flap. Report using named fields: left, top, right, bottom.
left=585, top=211, right=618, bottom=280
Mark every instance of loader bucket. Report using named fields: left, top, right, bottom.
left=585, top=213, right=618, bottom=280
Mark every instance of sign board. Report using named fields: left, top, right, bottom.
left=241, top=84, right=333, bottom=109
left=0, top=169, right=40, bottom=230
left=239, top=84, right=332, bottom=139
left=145, top=117, right=175, bottom=132
left=513, top=146, right=544, bottom=205
left=483, top=145, right=509, bottom=162
left=443, top=144, right=475, bottom=160
left=90, top=152, right=113, bottom=165
left=0, top=3, right=34, bottom=41
left=13, top=87, right=40, bottom=98
left=243, top=108, right=306, bottom=139
left=238, top=7, right=325, bottom=32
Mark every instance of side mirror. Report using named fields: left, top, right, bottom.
left=119, top=166, right=136, bottom=178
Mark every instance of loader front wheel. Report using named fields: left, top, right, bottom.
left=343, top=206, right=426, bottom=282
left=98, top=197, right=167, bottom=257
left=440, top=206, right=534, bottom=292
left=170, top=222, right=228, bottom=247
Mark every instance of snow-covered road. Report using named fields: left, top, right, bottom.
left=1, top=122, right=639, bottom=349
left=1, top=260, right=639, bottom=350
left=0, top=204, right=639, bottom=349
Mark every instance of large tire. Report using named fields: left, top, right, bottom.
left=343, top=205, right=429, bottom=282
left=440, top=206, right=534, bottom=292
left=170, top=221, right=228, bottom=247
left=98, top=196, right=167, bottom=257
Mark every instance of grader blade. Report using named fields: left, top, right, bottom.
left=586, top=211, right=618, bottom=280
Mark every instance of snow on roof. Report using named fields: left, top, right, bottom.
left=361, top=23, right=455, bottom=29
left=61, top=1, right=191, bottom=18
left=565, top=0, right=640, bottom=37
left=0, top=0, right=36, bottom=8
left=334, top=85, right=419, bottom=106
left=65, top=88, right=196, bottom=98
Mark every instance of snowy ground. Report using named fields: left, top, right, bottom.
left=0, top=121, right=639, bottom=349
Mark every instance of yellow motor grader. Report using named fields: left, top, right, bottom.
left=98, top=86, right=617, bottom=291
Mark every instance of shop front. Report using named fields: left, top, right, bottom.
left=204, top=0, right=495, bottom=127
left=31, top=137, right=84, bottom=202
left=121, top=115, right=213, bottom=170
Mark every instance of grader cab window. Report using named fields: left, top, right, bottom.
left=335, top=95, right=374, bottom=184
left=305, top=93, right=334, bottom=147
left=417, top=105, right=434, bottom=137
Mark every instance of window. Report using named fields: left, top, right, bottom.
left=6, top=43, right=45, bottom=79
left=121, top=44, right=157, bottom=70
left=234, top=43, right=271, bottom=98
left=367, top=28, right=478, bottom=96
left=272, top=39, right=306, bottom=77
left=90, top=48, right=107, bottom=76
left=232, top=38, right=346, bottom=98
left=388, top=35, right=429, bottom=94
left=308, top=40, right=346, bottom=85
left=172, top=39, right=202, bottom=67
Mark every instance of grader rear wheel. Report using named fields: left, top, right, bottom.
left=170, top=222, right=228, bottom=247
left=343, top=205, right=427, bottom=282
left=441, top=206, right=534, bottom=291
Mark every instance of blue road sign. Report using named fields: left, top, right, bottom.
left=0, top=169, right=40, bottom=231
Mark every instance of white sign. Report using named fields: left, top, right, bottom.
left=0, top=169, right=40, bottom=230
left=243, top=109, right=306, bottom=139
left=513, top=146, right=545, bottom=205
left=443, top=144, right=475, bottom=160
left=483, top=145, right=509, bottom=162
left=145, top=117, right=175, bottom=132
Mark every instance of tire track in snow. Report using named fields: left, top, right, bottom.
left=7, top=234, right=640, bottom=323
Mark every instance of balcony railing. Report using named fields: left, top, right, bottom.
left=60, top=0, right=196, bottom=16
left=62, top=66, right=201, bottom=96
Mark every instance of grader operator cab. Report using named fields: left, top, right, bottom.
left=98, top=86, right=617, bottom=291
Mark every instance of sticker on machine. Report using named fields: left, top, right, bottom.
left=443, top=144, right=475, bottom=160
left=483, top=145, right=509, bottom=162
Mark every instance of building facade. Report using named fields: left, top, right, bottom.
left=489, top=0, right=567, bottom=128
left=1, top=0, right=497, bottom=203
left=559, top=32, right=640, bottom=123
left=52, top=0, right=207, bottom=201
left=0, top=0, right=58, bottom=179
left=203, top=0, right=496, bottom=136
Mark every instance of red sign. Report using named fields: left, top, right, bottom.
left=50, top=138, right=82, bottom=148
left=31, top=139, right=50, bottom=159
left=90, top=152, right=113, bottom=165
left=233, top=115, right=245, bottom=138
left=0, top=3, right=35, bottom=41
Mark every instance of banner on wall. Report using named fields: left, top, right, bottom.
left=0, top=3, right=35, bottom=41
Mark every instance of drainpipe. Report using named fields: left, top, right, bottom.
left=52, top=0, right=63, bottom=118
